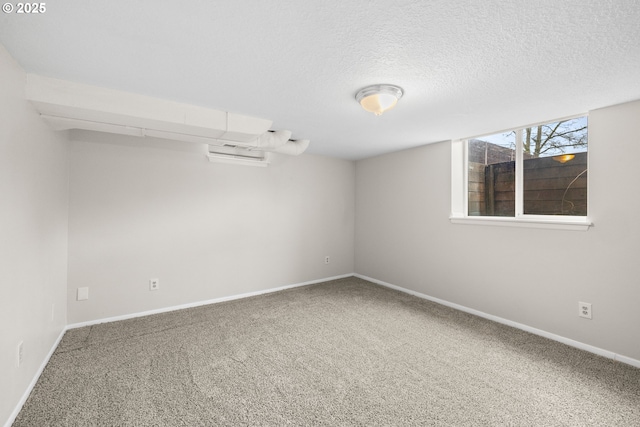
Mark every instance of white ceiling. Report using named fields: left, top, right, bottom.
left=2, top=0, right=640, bottom=160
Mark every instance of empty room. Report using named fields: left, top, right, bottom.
left=2, top=1, right=640, bottom=425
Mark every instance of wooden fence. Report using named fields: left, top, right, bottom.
left=468, top=152, right=587, bottom=216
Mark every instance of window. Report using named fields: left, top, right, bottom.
left=451, top=116, right=590, bottom=230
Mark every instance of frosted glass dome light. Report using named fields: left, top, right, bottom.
left=355, top=84, right=404, bottom=116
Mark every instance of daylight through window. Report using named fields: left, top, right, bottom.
left=467, top=116, right=588, bottom=218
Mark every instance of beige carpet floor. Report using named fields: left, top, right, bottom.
left=13, top=277, right=640, bottom=426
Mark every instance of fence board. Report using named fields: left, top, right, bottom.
left=468, top=152, right=587, bottom=216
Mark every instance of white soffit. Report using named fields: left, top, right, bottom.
left=25, top=74, right=272, bottom=143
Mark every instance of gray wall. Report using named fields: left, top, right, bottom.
left=66, top=134, right=355, bottom=324
left=355, top=99, right=640, bottom=362
left=0, top=46, right=69, bottom=424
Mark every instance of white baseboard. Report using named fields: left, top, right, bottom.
left=354, top=273, right=640, bottom=369
left=7, top=274, right=353, bottom=427
left=9, top=272, right=637, bottom=427
left=4, top=327, right=66, bottom=427
left=67, top=273, right=354, bottom=330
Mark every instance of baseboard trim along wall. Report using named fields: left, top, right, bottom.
left=4, top=328, right=66, bottom=427
left=6, top=273, right=353, bottom=427
left=67, top=273, right=354, bottom=330
left=8, top=272, right=638, bottom=427
left=354, top=274, right=640, bottom=370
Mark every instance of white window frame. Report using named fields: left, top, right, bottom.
left=450, top=115, right=592, bottom=231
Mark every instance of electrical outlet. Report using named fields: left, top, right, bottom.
left=579, top=302, right=592, bottom=319
left=149, top=278, right=160, bottom=291
left=16, top=341, right=23, bottom=367
left=325, top=256, right=330, bottom=264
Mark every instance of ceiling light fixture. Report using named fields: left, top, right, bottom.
left=355, top=84, right=403, bottom=116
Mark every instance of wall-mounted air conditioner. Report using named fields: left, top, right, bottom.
left=25, top=75, right=311, bottom=163
left=206, top=145, right=270, bottom=167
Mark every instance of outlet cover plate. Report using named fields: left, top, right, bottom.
left=16, top=341, right=23, bottom=367
left=579, top=301, right=592, bottom=319
left=77, top=287, right=89, bottom=301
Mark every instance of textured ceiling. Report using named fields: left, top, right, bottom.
left=2, top=0, right=640, bottom=160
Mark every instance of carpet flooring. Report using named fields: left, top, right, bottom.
left=13, top=277, right=640, bottom=426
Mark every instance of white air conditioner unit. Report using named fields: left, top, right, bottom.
left=206, top=145, right=270, bottom=167
left=26, top=74, right=310, bottom=163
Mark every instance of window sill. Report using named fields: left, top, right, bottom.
left=449, top=216, right=592, bottom=231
